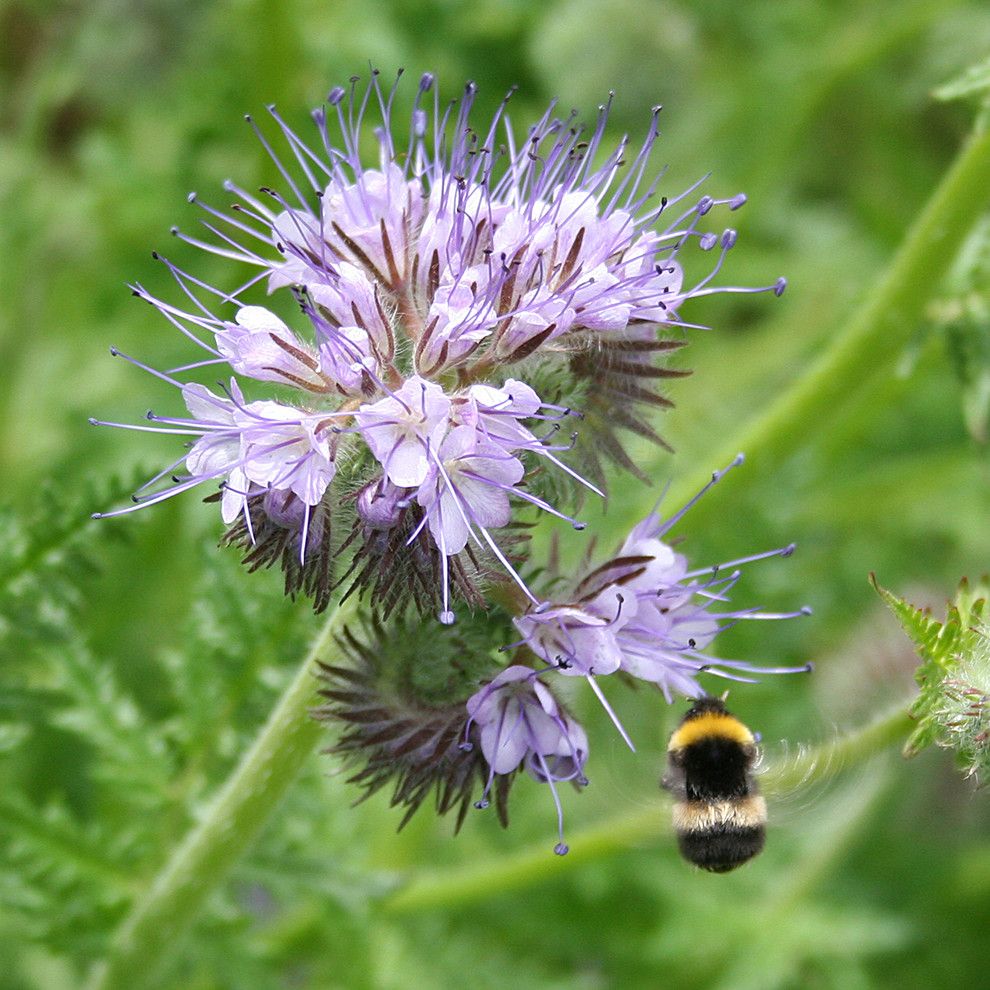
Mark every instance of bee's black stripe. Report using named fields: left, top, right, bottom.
left=681, top=735, right=757, bottom=800
left=676, top=823, right=765, bottom=874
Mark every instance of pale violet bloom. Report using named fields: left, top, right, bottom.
left=317, top=325, right=379, bottom=396
left=454, top=380, right=598, bottom=497
left=235, top=400, right=336, bottom=507
left=214, top=306, right=325, bottom=390
left=514, top=586, right=631, bottom=679
left=183, top=383, right=335, bottom=531
left=420, top=274, right=500, bottom=373
left=354, top=376, right=450, bottom=488
left=493, top=284, right=576, bottom=357
left=181, top=382, right=254, bottom=525
left=416, top=425, right=524, bottom=556
left=465, top=665, right=589, bottom=855
left=306, top=262, right=392, bottom=357
left=414, top=181, right=512, bottom=295
left=414, top=424, right=525, bottom=622
left=214, top=301, right=383, bottom=399
left=185, top=75, right=784, bottom=381
left=355, top=477, right=410, bottom=531
left=452, top=380, right=541, bottom=445
left=512, top=585, right=637, bottom=751
left=316, top=162, right=425, bottom=282
left=267, top=163, right=425, bottom=291
left=96, top=378, right=338, bottom=557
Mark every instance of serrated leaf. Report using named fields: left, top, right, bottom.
left=48, top=641, right=175, bottom=806
left=873, top=574, right=990, bottom=760
left=0, top=793, right=137, bottom=958
left=0, top=470, right=146, bottom=669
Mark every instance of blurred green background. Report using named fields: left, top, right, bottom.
left=2, top=1, right=990, bottom=987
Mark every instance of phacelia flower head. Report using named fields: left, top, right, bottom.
left=313, top=606, right=591, bottom=852
left=93, top=71, right=785, bottom=621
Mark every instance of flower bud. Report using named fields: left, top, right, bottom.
left=355, top=478, right=409, bottom=531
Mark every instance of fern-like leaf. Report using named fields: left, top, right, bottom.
left=873, top=574, right=990, bottom=775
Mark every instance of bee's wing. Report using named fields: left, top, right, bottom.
left=754, top=731, right=851, bottom=828
left=660, top=762, right=687, bottom=799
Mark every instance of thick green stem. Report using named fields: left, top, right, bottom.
left=667, top=123, right=990, bottom=514
left=382, top=700, right=913, bottom=914
left=87, top=596, right=359, bottom=990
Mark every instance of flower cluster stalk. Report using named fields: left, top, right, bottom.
left=87, top=595, right=359, bottom=990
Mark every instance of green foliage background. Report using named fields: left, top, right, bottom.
left=2, top=1, right=990, bottom=987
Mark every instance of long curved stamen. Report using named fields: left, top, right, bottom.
left=682, top=543, right=797, bottom=579
left=656, top=453, right=745, bottom=537
left=585, top=674, right=635, bottom=752
left=533, top=748, right=569, bottom=856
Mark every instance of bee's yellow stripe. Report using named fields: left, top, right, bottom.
left=668, top=712, right=754, bottom=751
left=672, top=795, right=767, bottom=832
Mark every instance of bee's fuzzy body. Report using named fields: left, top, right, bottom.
left=663, top=696, right=766, bottom=873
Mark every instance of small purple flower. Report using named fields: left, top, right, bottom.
left=181, top=384, right=336, bottom=519
left=514, top=590, right=630, bottom=679
left=454, top=380, right=600, bottom=499
left=95, top=379, right=338, bottom=556
left=411, top=424, right=526, bottom=622
left=316, top=325, right=379, bottom=397
left=213, top=306, right=325, bottom=390
left=355, top=477, right=410, bottom=530
left=354, top=376, right=450, bottom=488
left=511, top=587, right=638, bottom=750
left=416, top=426, right=523, bottom=553
left=465, top=665, right=589, bottom=854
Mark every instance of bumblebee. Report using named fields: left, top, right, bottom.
left=662, top=695, right=766, bottom=873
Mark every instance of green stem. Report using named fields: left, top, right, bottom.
left=667, top=122, right=990, bottom=513
left=87, top=596, right=359, bottom=990
left=382, top=700, right=913, bottom=914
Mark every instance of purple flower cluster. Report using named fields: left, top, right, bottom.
left=515, top=455, right=811, bottom=699
left=93, top=71, right=783, bottom=621
left=465, top=456, right=810, bottom=850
